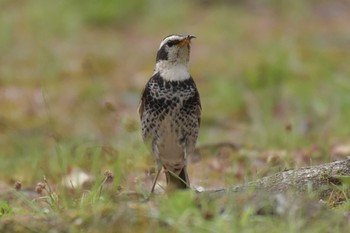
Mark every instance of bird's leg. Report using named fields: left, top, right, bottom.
left=150, top=162, right=162, bottom=193
left=150, top=168, right=161, bottom=193
left=183, top=147, right=190, bottom=188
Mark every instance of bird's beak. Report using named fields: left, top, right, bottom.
left=178, top=35, right=196, bottom=47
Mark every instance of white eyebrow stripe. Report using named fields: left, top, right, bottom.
left=159, top=35, right=184, bottom=49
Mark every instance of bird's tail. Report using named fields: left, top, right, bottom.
left=165, top=167, right=190, bottom=190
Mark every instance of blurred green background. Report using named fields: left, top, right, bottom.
left=1, top=0, right=350, bottom=187
left=1, top=0, right=350, bottom=232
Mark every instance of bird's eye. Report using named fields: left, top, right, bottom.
left=167, top=40, right=180, bottom=47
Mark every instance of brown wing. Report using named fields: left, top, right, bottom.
left=195, top=89, right=202, bottom=126
left=138, top=75, right=158, bottom=141
left=138, top=87, right=146, bottom=120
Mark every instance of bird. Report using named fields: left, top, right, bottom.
left=138, top=34, right=201, bottom=192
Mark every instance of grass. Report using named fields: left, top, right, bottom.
left=1, top=0, right=350, bottom=232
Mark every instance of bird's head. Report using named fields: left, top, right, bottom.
left=156, top=34, right=196, bottom=65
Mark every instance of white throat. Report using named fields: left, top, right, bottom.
left=154, top=61, right=190, bottom=81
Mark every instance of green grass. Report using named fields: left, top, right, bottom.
left=1, top=0, right=350, bottom=232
